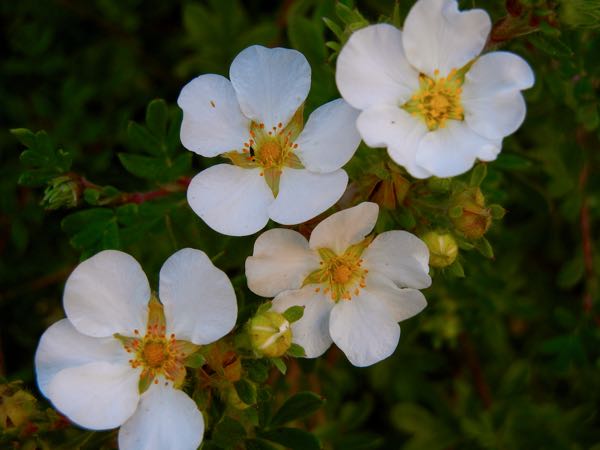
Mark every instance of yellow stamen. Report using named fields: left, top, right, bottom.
left=403, top=68, right=465, bottom=131
left=142, top=342, right=166, bottom=368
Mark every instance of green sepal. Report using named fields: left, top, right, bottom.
left=282, top=306, right=304, bottom=323
left=184, top=353, right=206, bottom=369
left=287, top=343, right=306, bottom=358
left=263, top=167, right=281, bottom=198
left=272, top=358, right=287, bottom=375
left=138, top=369, right=155, bottom=394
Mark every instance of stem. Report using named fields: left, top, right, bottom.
left=458, top=332, right=493, bottom=409
left=579, top=164, right=596, bottom=315
left=164, top=214, right=178, bottom=250
left=70, top=173, right=191, bottom=206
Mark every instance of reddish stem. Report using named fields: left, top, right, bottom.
left=459, top=333, right=493, bottom=409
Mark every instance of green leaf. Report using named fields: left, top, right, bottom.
left=118, top=153, right=166, bottom=180
left=272, top=358, right=287, bottom=375
left=288, top=16, right=326, bottom=63
left=335, top=3, right=367, bottom=28
left=282, top=305, right=305, bottom=323
left=11, top=128, right=37, bottom=148
left=234, top=379, right=257, bottom=406
left=493, top=153, right=533, bottom=171
left=127, top=121, right=163, bottom=155
left=528, top=33, right=574, bottom=58
left=557, top=254, right=584, bottom=289
left=245, top=438, right=279, bottom=450
left=270, top=392, right=325, bottom=427
left=62, top=208, right=120, bottom=256
left=243, top=359, right=270, bottom=384
left=323, top=17, right=343, bottom=39
left=260, top=428, right=320, bottom=450
left=146, top=99, right=168, bottom=140
left=211, top=416, right=247, bottom=449
left=13, top=129, right=73, bottom=186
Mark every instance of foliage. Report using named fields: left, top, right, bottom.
left=1, top=0, right=600, bottom=449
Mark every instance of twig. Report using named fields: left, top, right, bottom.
left=71, top=173, right=191, bottom=206
left=458, top=333, right=493, bottom=409
left=579, top=164, right=596, bottom=314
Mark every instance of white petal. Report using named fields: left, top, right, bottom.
left=463, top=91, right=527, bottom=140
left=246, top=229, right=320, bottom=297
left=295, top=99, right=361, bottom=173
left=356, top=105, right=431, bottom=179
left=178, top=74, right=250, bottom=157
left=362, top=230, right=431, bottom=289
left=403, top=0, right=491, bottom=77
left=187, top=164, right=273, bottom=236
left=329, top=290, right=400, bottom=367
left=35, top=319, right=128, bottom=398
left=268, top=168, right=347, bottom=225
left=415, top=121, right=501, bottom=176
left=463, top=52, right=535, bottom=99
left=63, top=250, right=150, bottom=338
left=230, top=45, right=310, bottom=130
left=272, top=285, right=334, bottom=358
left=336, top=24, right=419, bottom=110
left=364, top=273, right=427, bottom=322
left=119, top=382, right=204, bottom=450
left=461, top=52, right=534, bottom=141
left=309, top=202, right=378, bottom=254
left=47, top=361, right=140, bottom=430
left=159, top=248, right=237, bottom=345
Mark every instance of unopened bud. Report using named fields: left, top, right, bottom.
left=249, top=311, right=292, bottom=358
left=226, top=387, right=250, bottom=410
left=450, top=187, right=492, bottom=240
left=422, top=231, right=458, bottom=268
left=0, top=382, right=37, bottom=430
left=41, top=176, right=79, bottom=210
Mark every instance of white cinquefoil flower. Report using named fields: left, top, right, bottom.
left=245, top=202, right=431, bottom=367
left=336, top=0, right=535, bottom=178
left=35, top=248, right=237, bottom=450
left=178, top=45, right=361, bottom=236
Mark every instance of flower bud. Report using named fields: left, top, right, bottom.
left=0, top=382, right=37, bottom=430
left=226, top=387, right=250, bottom=410
left=421, top=231, right=458, bottom=268
left=249, top=311, right=292, bottom=358
left=41, top=175, right=79, bottom=210
left=450, top=187, right=492, bottom=240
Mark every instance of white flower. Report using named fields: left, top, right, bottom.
left=178, top=45, right=361, bottom=236
left=336, top=0, right=535, bottom=179
left=35, top=248, right=237, bottom=450
left=245, top=202, right=431, bottom=367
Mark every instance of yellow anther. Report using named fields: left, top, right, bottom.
left=403, top=69, right=465, bottom=131
left=143, top=342, right=167, bottom=368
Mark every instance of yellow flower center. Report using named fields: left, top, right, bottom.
left=332, top=264, right=353, bottom=284
left=142, top=341, right=167, bottom=368
left=222, top=106, right=306, bottom=197
left=115, top=296, right=200, bottom=393
left=403, top=68, right=466, bottom=131
left=257, top=140, right=283, bottom=168
left=302, top=236, right=373, bottom=302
